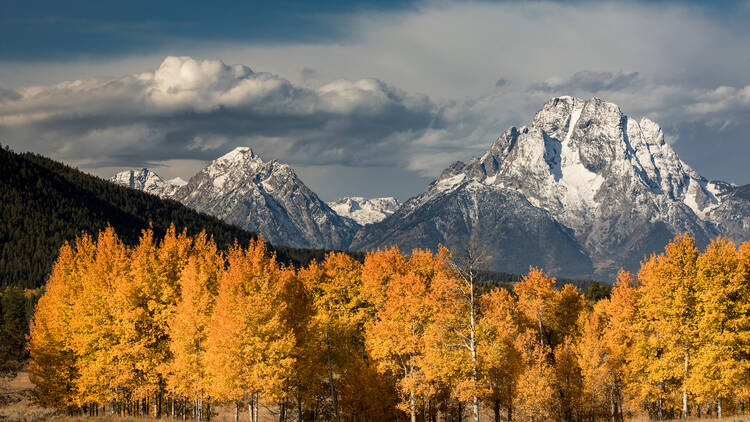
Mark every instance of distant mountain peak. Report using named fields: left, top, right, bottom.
left=171, top=147, right=358, bottom=249
left=327, top=197, right=401, bottom=225
left=110, top=168, right=182, bottom=198
left=217, top=146, right=259, bottom=163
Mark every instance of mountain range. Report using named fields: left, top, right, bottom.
left=110, top=97, right=750, bottom=280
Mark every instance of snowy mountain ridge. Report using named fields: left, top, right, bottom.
left=109, top=168, right=184, bottom=198
left=327, top=197, right=401, bottom=225
left=111, top=147, right=360, bottom=249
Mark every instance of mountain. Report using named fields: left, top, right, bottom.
left=327, top=197, right=401, bottom=225
left=353, top=97, right=749, bottom=280
left=172, top=147, right=359, bottom=249
left=110, top=168, right=186, bottom=198
left=0, top=146, right=351, bottom=290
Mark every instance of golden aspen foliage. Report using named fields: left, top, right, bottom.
left=364, top=249, right=437, bottom=421
left=632, top=234, right=700, bottom=418
left=514, top=267, right=557, bottom=348
left=361, top=246, right=407, bottom=310
left=577, top=270, right=637, bottom=421
left=167, top=232, right=223, bottom=402
left=205, top=238, right=296, bottom=411
left=513, top=331, right=556, bottom=422
left=477, top=287, right=523, bottom=422
left=690, top=237, right=748, bottom=408
left=67, top=228, right=129, bottom=407
left=28, top=242, right=80, bottom=410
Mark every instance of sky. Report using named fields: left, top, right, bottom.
left=1, top=0, right=750, bottom=201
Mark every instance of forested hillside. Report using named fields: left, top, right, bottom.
left=0, top=146, right=350, bottom=290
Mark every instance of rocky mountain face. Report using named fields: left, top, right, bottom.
left=110, top=168, right=186, bottom=198
left=327, top=197, right=401, bottom=225
left=112, top=148, right=359, bottom=250
left=353, top=97, right=749, bottom=280
left=171, top=147, right=359, bottom=249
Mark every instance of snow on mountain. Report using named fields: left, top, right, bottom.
left=172, top=147, right=359, bottom=249
left=354, top=97, right=746, bottom=280
left=110, top=168, right=183, bottom=198
left=327, top=197, right=401, bottom=225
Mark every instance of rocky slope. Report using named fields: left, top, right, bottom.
left=353, top=97, right=747, bottom=280
left=327, top=197, right=401, bottom=225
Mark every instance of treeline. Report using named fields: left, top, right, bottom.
left=28, top=228, right=750, bottom=421
left=0, top=285, right=40, bottom=373
left=0, top=145, right=354, bottom=290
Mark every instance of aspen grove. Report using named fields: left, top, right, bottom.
left=28, top=227, right=750, bottom=421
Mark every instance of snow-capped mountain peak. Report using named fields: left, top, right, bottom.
left=354, top=96, right=747, bottom=280
left=327, top=197, right=401, bottom=225
left=172, top=147, right=359, bottom=249
left=109, top=168, right=183, bottom=198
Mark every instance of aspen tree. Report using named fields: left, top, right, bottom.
left=422, top=246, right=479, bottom=421
left=68, top=228, right=128, bottom=408
left=514, top=268, right=556, bottom=348
left=690, top=238, right=749, bottom=416
left=514, top=331, right=556, bottom=422
left=477, top=288, right=523, bottom=422
left=167, top=232, right=223, bottom=413
left=298, top=252, right=369, bottom=422
left=365, top=249, right=435, bottom=422
left=206, top=238, right=296, bottom=421
left=633, top=234, right=699, bottom=419
left=28, top=242, right=80, bottom=410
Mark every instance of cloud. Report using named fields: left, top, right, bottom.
left=3, top=1, right=750, bottom=197
left=529, top=71, right=642, bottom=93
left=0, top=56, right=455, bottom=176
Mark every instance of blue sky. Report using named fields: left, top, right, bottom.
left=1, top=0, right=750, bottom=200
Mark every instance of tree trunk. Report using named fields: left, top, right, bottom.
left=537, top=312, right=544, bottom=347
left=255, top=392, right=260, bottom=422
left=325, top=330, right=340, bottom=422
left=410, top=390, right=416, bottom=422
left=507, top=402, right=512, bottom=422
left=249, top=396, right=254, bottom=422
left=457, top=400, right=463, bottom=422
left=717, top=398, right=722, bottom=420
left=296, top=387, right=303, bottom=422
left=609, top=389, right=616, bottom=422
left=469, top=275, right=479, bottom=422
left=493, top=400, right=500, bottom=422
left=682, top=350, right=689, bottom=419
left=280, top=401, right=286, bottom=422
left=235, top=402, right=240, bottom=422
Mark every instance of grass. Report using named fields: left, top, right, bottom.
left=2, top=371, right=749, bottom=421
